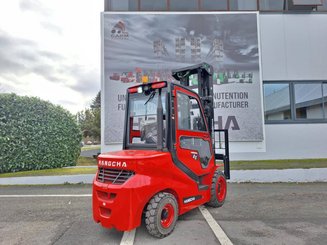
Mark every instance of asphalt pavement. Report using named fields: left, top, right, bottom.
left=0, top=183, right=326, bottom=245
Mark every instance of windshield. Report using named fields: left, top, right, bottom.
left=127, top=88, right=166, bottom=145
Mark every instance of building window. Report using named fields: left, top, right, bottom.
left=318, top=0, right=327, bottom=10
left=292, top=0, right=322, bottom=5
left=230, top=0, right=257, bottom=10
left=264, top=83, right=291, bottom=121
left=294, top=83, right=324, bottom=119
left=107, top=0, right=138, bottom=11
left=264, top=81, right=327, bottom=123
left=259, top=0, right=285, bottom=11
left=170, top=0, right=199, bottom=11
left=105, top=0, right=327, bottom=11
left=140, top=0, right=168, bottom=11
left=324, top=83, right=327, bottom=115
left=200, top=0, right=228, bottom=10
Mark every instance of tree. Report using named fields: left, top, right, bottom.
left=77, top=91, right=101, bottom=142
left=90, top=91, right=101, bottom=140
left=91, top=91, right=101, bottom=109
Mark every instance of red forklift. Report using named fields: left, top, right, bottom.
left=93, top=63, right=230, bottom=238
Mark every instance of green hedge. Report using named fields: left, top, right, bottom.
left=0, top=94, right=82, bottom=173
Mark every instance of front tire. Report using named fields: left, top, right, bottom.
left=206, top=170, right=227, bottom=207
left=145, top=192, right=178, bottom=238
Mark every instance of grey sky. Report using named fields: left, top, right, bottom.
left=0, top=1, right=102, bottom=113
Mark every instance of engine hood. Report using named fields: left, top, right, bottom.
left=97, top=150, right=170, bottom=170
left=99, top=150, right=168, bottom=159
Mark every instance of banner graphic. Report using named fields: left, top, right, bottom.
left=103, top=13, right=263, bottom=143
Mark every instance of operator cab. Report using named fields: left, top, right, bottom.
left=124, top=81, right=167, bottom=150
left=124, top=81, right=206, bottom=150
left=124, top=79, right=212, bottom=177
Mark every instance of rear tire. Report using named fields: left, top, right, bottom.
left=206, top=170, right=227, bottom=207
left=145, top=192, right=178, bottom=238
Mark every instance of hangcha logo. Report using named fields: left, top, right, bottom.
left=99, top=160, right=127, bottom=168
left=111, top=20, right=129, bottom=40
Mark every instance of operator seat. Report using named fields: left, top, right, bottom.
left=140, top=119, right=166, bottom=144
left=140, top=120, right=158, bottom=144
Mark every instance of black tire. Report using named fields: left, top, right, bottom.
left=145, top=192, right=178, bottom=238
left=206, top=170, right=227, bottom=208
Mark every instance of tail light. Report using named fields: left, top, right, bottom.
left=128, top=81, right=167, bottom=94
left=151, top=81, right=166, bottom=89
left=128, top=87, right=138, bottom=93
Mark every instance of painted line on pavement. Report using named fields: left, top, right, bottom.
left=120, top=229, right=136, bottom=245
left=0, top=194, right=92, bottom=197
left=199, top=206, right=233, bottom=245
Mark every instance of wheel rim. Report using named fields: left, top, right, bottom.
left=160, top=203, right=175, bottom=228
left=216, top=176, right=226, bottom=202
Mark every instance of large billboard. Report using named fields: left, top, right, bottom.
left=102, top=12, right=264, bottom=144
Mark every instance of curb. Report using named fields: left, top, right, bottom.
left=229, top=168, right=327, bottom=183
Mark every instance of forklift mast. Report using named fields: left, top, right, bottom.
left=172, top=63, right=230, bottom=179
